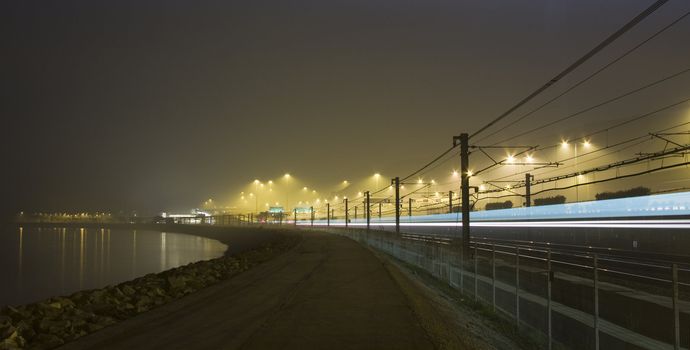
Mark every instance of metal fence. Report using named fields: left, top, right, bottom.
left=316, top=228, right=690, bottom=350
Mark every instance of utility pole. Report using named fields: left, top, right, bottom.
left=354, top=206, right=358, bottom=220
left=365, top=191, right=370, bottom=230
left=392, top=177, right=400, bottom=233
left=454, top=133, right=471, bottom=259
left=310, top=206, right=314, bottom=227
left=408, top=197, right=413, bottom=217
left=378, top=202, right=382, bottom=219
left=345, top=198, right=349, bottom=228
left=293, top=208, right=297, bottom=226
left=449, top=191, right=454, bottom=213
left=525, top=173, right=533, bottom=207
left=327, top=203, right=330, bottom=226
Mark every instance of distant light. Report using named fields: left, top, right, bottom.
left=268, top=180, right=273, bottom=184
left=583, top=140, right=591, bottom=148
left=284, top=173, right=291, bottom=178
left=254, top=179, right=259, bottom=184
left=431, top=179, right=436, bottom=184
left=467, top=170, right=473, bottom=177
left=506, top=155, right=516, bottom=163
left=417, top=178, right=423, bottom=184
left=479, top=184, right=486, bottom=191
left=452, top=170, right=459, bottom=177
left=312, top=190, right=316, bottom=194
left=374, top=173, right=380, bottom=178
left=525, top=154, right=534, bottom=163
left=358, top=192, right=362, bottom=196
left=401, top=185, right=405, bottom=189
left=561, top=140, right=569, bottom=148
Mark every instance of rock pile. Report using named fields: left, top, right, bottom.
left=0, top=236, right=297, bottom=350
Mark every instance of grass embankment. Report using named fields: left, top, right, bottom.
left=0, top=230, right=300, bottom=350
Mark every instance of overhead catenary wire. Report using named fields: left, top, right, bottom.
left=469, top=0, right=670, bottom=140
left=489, top=67, right=690, bottom=146
left=475, top=10, right=690, bottom=144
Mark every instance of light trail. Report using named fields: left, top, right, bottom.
left=299, top=219, right=690, bottom=229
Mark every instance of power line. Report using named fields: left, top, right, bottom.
left=476, top=10, right=690, bottom=144
left=490, top=67, right=690, bottom=145
left=469, top=0, right=670, bottom=140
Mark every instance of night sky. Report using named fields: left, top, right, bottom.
left=2, top=0, right=689, bottom=217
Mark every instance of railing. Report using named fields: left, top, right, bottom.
left=320, top=228, right=690, bottom=350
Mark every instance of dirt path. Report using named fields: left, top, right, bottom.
left=59, top=231, right=435, bottom=350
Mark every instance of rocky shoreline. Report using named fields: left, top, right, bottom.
left=0, top=228, right=300, bottom=350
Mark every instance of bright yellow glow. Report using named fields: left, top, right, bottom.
left=431, top=179, right=436, bottom=184
left=343, top=180, right=349, bottom=184
left=312, top=190, right=316, bottom=194
left=357, top=192, right=362, bottom=196
left=525, top=154, right=534, bottom=162
left=254, top=179, right=259, bottom=184
left=417, top=178, right=423, bottom=184
left=506, top=155, right=516, bottom=163
left=505, top=184, right=512, bottom=189
left=452, top=170, right=459, bottom=177
left=284, top=173, right=290, bottom=178
left=303, top=186, right=308, bottom=190
left=374, top=173, right=380, bottom=178
left=479, top=184, right=486, bottom=191
left=401, top=185, right=405, bottom=189
left=583, top=140, right=591, bottom=148
left=561, top=140, right=569, bottom=148
left=467, top=170, right=473, bottom=177
left=268, top=180, right=273, bottom=184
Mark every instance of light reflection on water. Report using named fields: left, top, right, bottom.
left=1, top=226, right=227, bottom=307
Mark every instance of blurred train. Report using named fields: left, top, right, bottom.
left=302, top=191, right=690, bottom=255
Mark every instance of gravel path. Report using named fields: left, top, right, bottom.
left=59, top=231, right=435, bottom=350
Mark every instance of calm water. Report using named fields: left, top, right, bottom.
left=0, top=226, right=227, bottom=307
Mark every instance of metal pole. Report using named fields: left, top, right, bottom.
left=293, top=209, right=297, bottom=226
left=525, top=173, right=532, bottom=207
left=378, top=202, right=382, bottom=219
left=516, top=247, right=520, bottom=327
left=455, top=133, right=471, bottom=260
left=393, top=177, right=400, bottom=233
left=327, top=203, right=330, bottom=227
left=365, top=191, right=370, bottom=230
left=449, top=190, right=453, bottom=213
left=492, top=244, right=496, bottom=311
left=594, top=254, right=599, bottom=350
left=354, top=206, right=358, bottom=220
left=409, top=197, right=412, bottom=217
left=310, top=206, right=314, bottom=227
left=547, top=248, right=552, bottom=350
left=460, top=244, right=464, bottom=292
left=474, top=243, right=478, bottom=301
left=673, top=263, right=680, bottom=350
left=345, top=198, right=349, bottom=228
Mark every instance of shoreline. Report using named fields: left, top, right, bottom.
left=0, top=224, right=301, bottom=350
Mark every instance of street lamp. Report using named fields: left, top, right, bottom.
left=283, top=173, right=291, bottom=212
